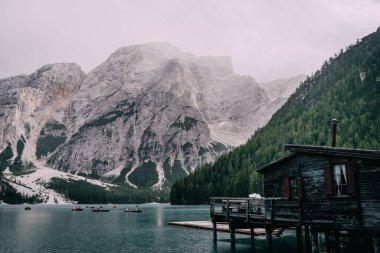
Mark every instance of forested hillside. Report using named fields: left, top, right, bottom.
left=170, top=27, right=380, bottom=204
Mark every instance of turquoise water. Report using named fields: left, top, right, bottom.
left=0, top=204, right=296, bottom=252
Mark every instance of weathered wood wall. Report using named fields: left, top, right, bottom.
left=358, top=159, right=380, bottom=231
left=299, top=154, right=360, bottom=229
left=263, top=156, right=298, bottom=198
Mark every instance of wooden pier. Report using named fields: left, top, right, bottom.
left=209, top=197, right=282, bottom=250
left=169, top=220, right=284, bottom=236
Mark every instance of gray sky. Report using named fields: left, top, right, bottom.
left=1, top=0, right=379, bottom=82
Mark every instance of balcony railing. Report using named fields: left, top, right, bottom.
left=210, top=197, right=300, bottom=223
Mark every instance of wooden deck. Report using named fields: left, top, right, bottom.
left=209, top=197, right=301, bottom=251
left=169, top=221, right=284, bottom=236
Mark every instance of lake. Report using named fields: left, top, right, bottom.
left=0, top=204, right=296, bottom=252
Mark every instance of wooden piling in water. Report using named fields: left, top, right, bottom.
left=265, top=225, right=272, bottom=252
left=212, top=220, right=217, bottom=242
left=250, top=225, right=255, bottom=249
left=374, top=232, right=380, bottom=253
left=229, top=220, right=235, bottom=245
left=296, top=226, right=303, bottom=253
left=304, top=226, right=311, bottom=252
left=311, top=229, right=319, bottom=253
left=334, top=230, right=341, bottom=253
left=325, top=232, right=331, bottom=253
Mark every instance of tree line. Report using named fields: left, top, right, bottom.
left=171, top=27, right=380, bottom=204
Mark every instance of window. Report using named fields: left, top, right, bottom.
left=324, top=160, right=356, bottom=198
left=333, top=164, right=347, bottom=196
left=289, top=178, right=298, bottom=198
left=284, top=177, right=302, bottom=199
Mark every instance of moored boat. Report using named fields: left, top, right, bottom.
left=125, top=205, right=143, bottom=213
left=71, top=207, right=83, bottom=211
left=92, top=208, right=110, bottom=212
left=24, top=206, right=31, bottom=210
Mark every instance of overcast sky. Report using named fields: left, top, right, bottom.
left=1, top=0, right=379, bottom=82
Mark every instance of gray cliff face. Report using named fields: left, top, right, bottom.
left=0, top=43, right=303, bottom=189
left=259, top=74, right=307, bottom=102
left=0, top=63, right=84, bottom=164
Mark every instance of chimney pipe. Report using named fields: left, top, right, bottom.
left=331, top=119, right=338, bottom=147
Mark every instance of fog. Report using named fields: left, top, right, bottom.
left=1, top=0, right=379, bottom=81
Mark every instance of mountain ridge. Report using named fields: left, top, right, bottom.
left=0, top=43, right=304, bottom=203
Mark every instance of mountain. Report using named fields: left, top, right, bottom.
left=170, top=27, right=380, bottom=204
left=0, top=43, right=303, bottom=203
left=259, top=74, right=306, bottom=102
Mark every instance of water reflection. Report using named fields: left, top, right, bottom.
left=0, top=204, right=295, bottom=252
left=156, top=204, right=163, bottom=227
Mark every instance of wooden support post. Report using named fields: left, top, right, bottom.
left=311, top=230, right=319, bottom=253
left=305, top=226, right=311, bottom=253
left=265, top=225, right=272, bottom=252
left=250, top=225, right=255, bottom=250
left=325, top=232, right=331, bottom=253
left=334, top=230, right=340, bottom=253
left=212, top=220, right=217, bottom=242
left=229, top=220, right=235, bottom=245
left=373, top=232, right=380, bottom=253
left=296, top=226, right=303, bottom=253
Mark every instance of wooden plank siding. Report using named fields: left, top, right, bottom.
left=299, top=153, right=360, bottom=229
left=358, top=159, right=380, bottom=231
left=263, top=156, right=298, bottom=198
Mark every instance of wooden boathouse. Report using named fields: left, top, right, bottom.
left=210, top=144, right=380, bottom=252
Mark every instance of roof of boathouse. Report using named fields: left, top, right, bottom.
left=257, top=144, right=380, bottom=173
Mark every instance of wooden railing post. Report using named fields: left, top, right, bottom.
left=210, top=198, right=214, bottom=217
left=226, top=200, right=230, bottom=220
left=246, top=199, right=250, bottom=222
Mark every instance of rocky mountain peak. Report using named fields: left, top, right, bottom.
left=0, top=43, right=304, bottom=191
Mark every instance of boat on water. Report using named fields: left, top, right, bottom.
left=24, top=206, right=31, bottom=210
left=92, top=208, right=110, bottom=212
left=125, top=206, right=143, bottom=213
left=71, top=207, right=83, bottom=211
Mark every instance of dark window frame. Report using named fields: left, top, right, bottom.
left=324, top=159, right=356, bottom=198
left=284, top=176, right=302, bottom=199
left=333, top=164, right=348, bottom=196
